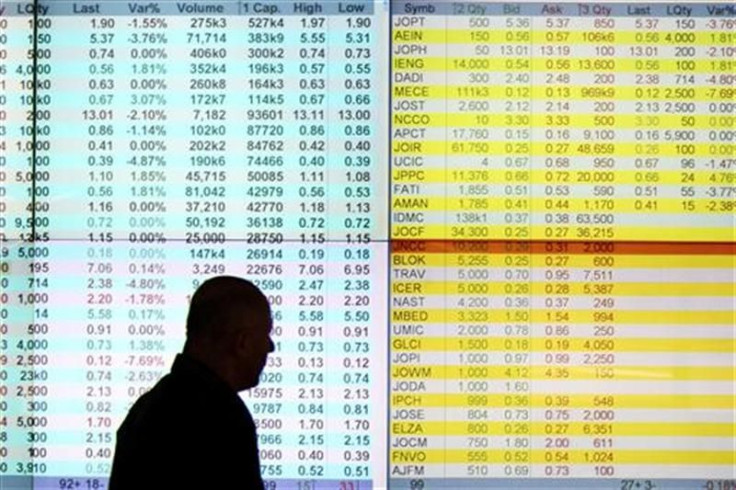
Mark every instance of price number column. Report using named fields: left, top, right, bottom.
left=329, top=0, right=388, bottom=488
left=78, top=3, right=119, bottom=482
left=531, top=2, right=617, bottom=481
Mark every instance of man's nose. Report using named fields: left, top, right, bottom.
left=268, top=337, right=275, bottom=353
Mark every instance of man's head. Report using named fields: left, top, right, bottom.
left=184, top=276, right=274, bottom=391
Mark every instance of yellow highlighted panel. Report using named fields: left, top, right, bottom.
left=391, top=255, right=735, bottom=269
left=391, top=394, right=736, bottom=410
left=392, top=84, right=736, bottom=101
left=389, top=449, right=735, bottom=465
left=392, top=112, right=736, bottom=129
left=392, top=57, right=736, bottom=73
left=390, top=225, right=735, bottom=242
left=389, top=421, right=733, bottom=437
left=390, top=282, right=735, bottom=297
left=391, top=141, right=736, bottom=158
left=391, top=29, right=736, bottom=46
left=390, top=365, right=734, bottom=381
left=391, top=309, right=736, bottom=325
left=390, top=337, right=736, bottom=353
left=392, top=169, right=734, bottom=186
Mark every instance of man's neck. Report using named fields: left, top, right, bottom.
left=181, top=346, right=238, bottom=392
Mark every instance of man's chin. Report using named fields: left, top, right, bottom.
left=243, top=375, right=261, bottom=391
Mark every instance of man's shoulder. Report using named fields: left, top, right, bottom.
left=118, top=375, right=177, bottom=432
left=119, top=370, right=246, bottom=432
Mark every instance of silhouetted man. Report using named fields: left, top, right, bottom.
left=109, top=276, right=274, bottom=489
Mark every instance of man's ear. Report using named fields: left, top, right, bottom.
left=233, top=329, right=252, bottom=357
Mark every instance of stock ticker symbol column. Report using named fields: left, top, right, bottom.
left=390, top=0, right=445, bottom=485
left=389, top=1, right=736, bottom=489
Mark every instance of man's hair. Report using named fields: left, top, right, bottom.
left=186, top=276, right=269, bottom=342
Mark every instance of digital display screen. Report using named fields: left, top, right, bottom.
left=0, top=0, right=734, bottom=488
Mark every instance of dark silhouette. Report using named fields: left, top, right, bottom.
left=109, top=276, right=274, bottom=489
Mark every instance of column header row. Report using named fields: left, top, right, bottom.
left=0, top=1, right=374, bottom=16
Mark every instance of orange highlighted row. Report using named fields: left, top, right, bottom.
left=391, top=240, right=736, bottom=255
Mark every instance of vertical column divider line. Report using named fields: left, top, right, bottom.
left=31, top=0, right=38, bottom=236
left=386, top=2, right=393, bottom=487
left=30, top=1, right=40, bottom=488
